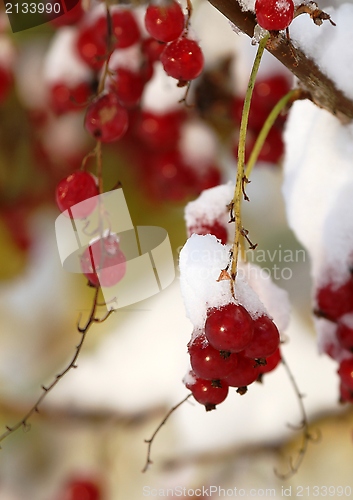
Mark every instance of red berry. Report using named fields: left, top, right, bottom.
left=110, top=67, right=145, bottom=107
left=85, top=92, right=128, bottom=142
left=145, top=1, right=185, bottom=43
left=337, top=314, right=353, bottom=352
left=112, top=9, right=140, bottom=49
left=316, top=279, right=353, bottom=321
left=142, top=37, right=167, bottom=63
left=49, top=0, right=84, bottom=27
left=339, top=381, right=353, bottom=403
left=61, top=478, right=100, bottom=500
left=258, top=347, right=281, bottom=374
left=338, top=357, right=353, bottom=392
left=80, top=234, right=126, bottom=287
left=50, top=81, right=92, bottom=115
left=188, top=220, right=228, bottom=245
left=205, top=303, right=254, bottom=353
left=135, top=110, right=185, bottom=150
left=243, top=315, right=280, bottom=359
left=160, top=37, right=204, bottom=82
left=224, top=354, right=260, bottom=388
left=56, top=171, right=98, bottom=219
left=188, top=334, right=238, bottom=380
left=76, top=17, right=107, bottom=71
left=185, top=371, right=229, bottom=411
left=0, top=66, right=12, bottom=104
left=255, top=0, right=294, bottom=31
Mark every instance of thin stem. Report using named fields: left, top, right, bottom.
left=245, top=89, right=298, bottom=178
left=142, top=393, right=192, bottom=473
left=274, top=354, right=320, bottom=479
left=231, top=34, right=269, bottom=282
left=0, top=288, right=114, bottom=446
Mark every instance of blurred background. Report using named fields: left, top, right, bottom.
left=0, top=0, right=353, bottom=498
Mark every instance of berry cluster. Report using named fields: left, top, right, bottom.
left=185, top=302, right=281, bottom=410
left=315, top=275, right=353, bottom=403
left=255, top=0, right=295, bottom=32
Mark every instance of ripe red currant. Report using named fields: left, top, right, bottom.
left=255, top=0, right=294, bottom=31
left=145, top=1, right=185, bottom=43
left=110, top=67, right=145, bottom=107
left=205, top=303, right=254, bottom=353
left=188, top=333, right=238, bottom=380
left=111, top=9, right=140, bottom=49
left=337, top=314, right=353, bottom=352
left=224, top=354, right=260, bottom=389
left=258, top=347, right=281, bottom=375
left=316, top=279, right=353, bottom=321
left=60, top=478, right=101, bottom=500
left=188, top=220, right=228, bottom=245
left=55, top=171, right=98, bottom=219
left=80, top=234, right=126, bottom=287
left=160, top=37, right=204, bottom=82
left=338, top=357, right=353, bottom=391
left=49, top=81, right=92, bottom=115
left=184, top=371, right=229, bottom=411
left=84, top=92, right=128, bottom=142
left=243, top=315, right=280, bottom=359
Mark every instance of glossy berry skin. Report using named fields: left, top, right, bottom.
left=76, top=18, right=107, bottom=71
left=145, top=1, right=185, bottom=43
left=255, top=0, right=294, bottom=31
left=56, top=171, right=98, bottom=219
left=61, top=479, right=100, bottom=500
left=185, top=371, right=229, bottom=411
left=205, top=303, right=254, bottom=353
left=337, top=314, right=353, bottom=352
left=85, top=93, right=128, bottom=142
left=80, top=234, right=126, bottom=287
left=188, top=334, right=238, bottom=380
left=160, top=38, right=204, bottom=82
left=110, top=68, right=145, bottom=107
left=258, top=347, right=281, bottom=375
left=111, top=10, right=140, bottom=49
left=224, top=354, right=260, bottom=388
left=316, top=279, right=353, bottom=321
left=243, top=315, right=280, bottom=359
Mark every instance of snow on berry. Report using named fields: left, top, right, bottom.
left=255, top=0, right=294, bottom=32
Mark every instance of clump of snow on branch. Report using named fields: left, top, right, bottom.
left=290, top=3, right=353, bottom=101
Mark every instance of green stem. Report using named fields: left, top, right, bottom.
left=231, top=34, right=269, bottom=282
left=245, top=88, right=297, bottom=178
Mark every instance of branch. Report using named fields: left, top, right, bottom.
left=207, top=0, right=353, bottom=122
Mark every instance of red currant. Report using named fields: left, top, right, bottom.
left=338, top=357, right=353, bottom=392
left=0, top=66, right=12, bottom=104
left=205, top=303, right=254, bottom=353
left=188, top=220, right=228, bottom=245
left=339, top=381, right=353, bottom=403
left=85, top=92, right=128, bottom=142
left=49, top=81, right=92, bottom=115
left=185, top=371, right=229, bottom=411
left=76, top=17, right=107, bottom=71
left=145, top=1, right=185, bottom=43
left=55, top=171, right=98, bottom=219
left=80, top=234, right=126, bottom=287
left=135, top=110, right=185, bottom=150
left=243, top=315, right=280, bottom=359
left=60, top=478, right=101, bottom=500
left=337, top=314, right=353, bottom=352
left=258, top=347, right=281, bottom=375
left=188, top=333, right=238, bottom=380
left=255, top=0, right=294, bottom=31
left=110, top=67, right=145, bottom=107
left=224, top=354, right=260, bottom=388
left=316, top=279, right=353, bottom=321
left=160, top=37, right=204, bottom=82
left=111, top=9, right=140, bottom=49
left=142, top=37, right=166, bottom=63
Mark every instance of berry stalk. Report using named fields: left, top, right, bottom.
left=245, top=88, right=298, bottom=178
left=231, top=34, right=269, bottom=282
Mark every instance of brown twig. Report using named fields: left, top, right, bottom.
left=0, top=287, right=114, bottom=446
left=207, top=0, right=353, bottom=122
left=142, top=393, right=193, bottom=473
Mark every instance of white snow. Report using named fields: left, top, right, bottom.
left=43, top=27, right=93, bottom=85
left=141, top=62, right=186, bottom=113
left=107, top=44, right=141, bottom=73
left=179, top=119, right=218, bottom=168
left=290, top=3, right=353, bottom=101
left=179, top=233, right=290, bottom=329
left=184, top=183, right=234, bottom=228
